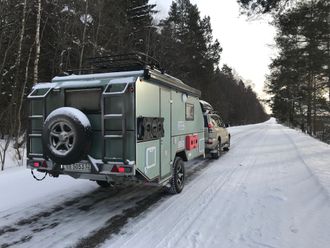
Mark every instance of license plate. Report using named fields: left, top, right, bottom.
left=63, top=162, right=91, bottom=173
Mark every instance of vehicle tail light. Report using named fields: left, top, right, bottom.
left=41, top=160, right=48, bottom=168
left=32, top=160, right=48, bottom=168
left=208, top=123, right=213, bottom=129
left=111, top=165, right=119, bottom=173
left=33, top=162, right=40, bottom=167
left=111, top=165, right=126, bottom=173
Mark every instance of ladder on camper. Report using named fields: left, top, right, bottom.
left=27, top=87, right=53, bottom=158
left=101, top=82, right=129, bottom=162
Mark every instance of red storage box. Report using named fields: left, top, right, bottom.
left=186, top=135, right=198, bottom=150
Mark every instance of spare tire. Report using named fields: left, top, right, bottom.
left=42, top=107, right=92, bottom=165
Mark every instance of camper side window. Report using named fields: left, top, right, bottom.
left=185, top=103, right=194, bottom=121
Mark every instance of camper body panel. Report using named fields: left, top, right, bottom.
left=135, top=78, right=204, bottom=181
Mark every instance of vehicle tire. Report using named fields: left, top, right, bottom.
left=42, top=107, right=92, bottom=165
left=211, top=140, right=221, bottom=159
left=96, top=180, right=112, bottom=188
left=165, top=157, right=185, bottom=194
left=223, top=136, right=230, bottom=152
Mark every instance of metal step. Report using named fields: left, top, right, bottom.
left=104, top=114, right=123, bottom=119
left=28, top=153, right=44, bottom=157
left=102, top=93, right=126, bottom=97
left=29, top=115, right=44, bottom=119
left=103, top=157, right=124, bottom=161
left=29, top=134, right=42, bottom=138
left=104, top=135, right=123, bottom=139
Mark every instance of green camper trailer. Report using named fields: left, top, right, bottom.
left=27, top=53, right=205, bottom=193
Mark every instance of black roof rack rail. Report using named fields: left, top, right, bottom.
left=86, top=52, right=161, bottom=72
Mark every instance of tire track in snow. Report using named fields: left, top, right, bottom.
left=232, top=124, right=286, bottom=248
left=0, top=159, right=212, bottom=248
left=172, top=125, right=270, bottom=248
left=0, top=186, right=138, bottom=248
left=72, top=158, right=214, bottom=248
left=72, top=126, right=261, bottom=248
left=105, top=125, right=269, bottom=248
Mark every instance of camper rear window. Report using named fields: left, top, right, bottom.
left=65, top=88, right=101, bottom=113
left=185, top=103, right=194, bottom=121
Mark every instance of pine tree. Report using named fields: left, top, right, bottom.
left=266, top=0, right=330, bottom=134
left=158, top=0, right=221, bottom=89
left=237, top=0, right=292, bottom=15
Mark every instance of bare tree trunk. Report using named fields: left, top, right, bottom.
left=327, top=38, right=330, bottom=101
left=307, top=78, right=312, bottom=134
left=33, top=0, right=42, bottom=84
left=79, top=0, right=89, bottom=73
left=0, top=137, right=11, bottom=171
left=9, top=0, right=28, bottom=143
left=93, top=0, right=102, bottom=57
left=0, top=108, right=12, bottom=170
left=15, top=47, right=33, bottom=161
left=14, top=0, right=28, bottom=85
left=8, top=0, right=27, bottom=111
left=0, top=34, right=17, bottom=93
left=312, top=79, right=317, bottom=135
left=5, top=0, right=28, bottom=164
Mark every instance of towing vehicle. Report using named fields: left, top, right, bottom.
left=200, top=100, right=230, bottom=159
left=27, top=53, right=205, bottom=193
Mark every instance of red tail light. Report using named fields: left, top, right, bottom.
left=32, top=160, right=47, bottom=168
left=111, top=165, right=125, bottom=173
left=33, top=162, right=40, bottom=167
left=208, top=123, right=213, bottom=129
left=41, top=161, right=48, bottom=168
left=111, top=165, right=119, bottom=173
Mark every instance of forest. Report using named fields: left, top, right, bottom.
left=0, top=0, right=268, bottom=169
left=239, top=0, right=330, bottom=143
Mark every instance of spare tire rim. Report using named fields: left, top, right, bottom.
left=49, top=121, right=75, bottom=156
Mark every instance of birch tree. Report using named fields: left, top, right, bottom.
left=33, top=0, right=42, bottom=84
left=79, top=0, right=89, bottom=72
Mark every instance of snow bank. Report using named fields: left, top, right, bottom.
left=0, top=166, right=97, bottom=216
left=0, top=139, right=25, bottom=170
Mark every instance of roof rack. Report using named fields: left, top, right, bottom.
left=86, top=52, right=162, bottom=72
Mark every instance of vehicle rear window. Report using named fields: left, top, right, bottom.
left=65, top=88, right=101, bottom=113
left=211, top=118, right=218, bottom=127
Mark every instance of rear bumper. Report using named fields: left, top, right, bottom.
left=205, top=138, right=217, bottom=150
left=27, top=156, right=136, bottom=179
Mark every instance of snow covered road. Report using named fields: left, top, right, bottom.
left=104, top=119, right=330, bottom=248
left=1, top=119, right=330, bottom=248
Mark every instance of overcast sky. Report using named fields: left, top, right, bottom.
left=150, top=0, right=277, bottom=99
